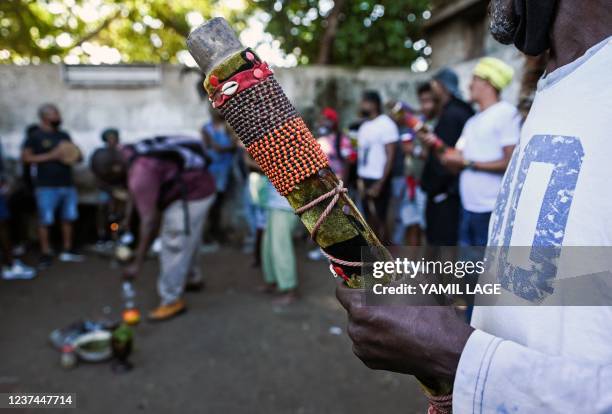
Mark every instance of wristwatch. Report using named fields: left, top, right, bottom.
left=463, top=159, right=475, bottom=170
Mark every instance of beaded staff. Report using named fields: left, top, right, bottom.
left=186, top=17, right=393, bottom=287
left=186, top=18, right=452, bottom=408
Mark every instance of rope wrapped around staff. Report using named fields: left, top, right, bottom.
left=295, top=180, right=347, bottom=240
left=294, top=180, right=364, bottom=268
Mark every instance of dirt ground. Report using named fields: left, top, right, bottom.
left=0, top=244, right=428, bottom=414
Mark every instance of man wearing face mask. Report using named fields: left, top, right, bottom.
left=336, top=1, right=612, bottom=412
left=356, top=90, right=399, bottom=244
left=421, top=68, right=474, bottom=247
left=315, top=107, right=353, bottom=182
left=22, top=104, right=84, bottom=268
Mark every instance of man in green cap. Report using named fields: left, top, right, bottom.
left=435, top=57, right=520, bottom=247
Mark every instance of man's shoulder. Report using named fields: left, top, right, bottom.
left=128, top=155, right=161, bottom=173
left=445, top=99, right=475, bottom=118
left=489, top=101, right=518, bottom=117
left=56, top=130, right=71, bottom=140
left=374, top=114, right=399, bottom=133
left=374, top=114, right=395, bottom=126
left=127, top=157, right=161, bottom=192
left=24, top=128, right=44, bottom=147
left=31, top=129, right=71, bottom=140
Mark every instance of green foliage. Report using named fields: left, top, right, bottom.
left=249, top=0, right=431, bottom=67
left=0, top=0, right=247, bottom=64
left=0, top=0, right=431, bottom=67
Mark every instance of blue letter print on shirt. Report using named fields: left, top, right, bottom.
left=491, top=135, right=584, bottom=302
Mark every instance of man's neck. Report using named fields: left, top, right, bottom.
left=39, top=123, right=54, bottom=133
left=439, top=93, right=451, bottom=108
left=477, top=95, right=499, bottom=112
left=547, top=0, right=612, bottom=73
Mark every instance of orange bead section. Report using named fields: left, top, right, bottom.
left=246, top=117, right=329, bottom=196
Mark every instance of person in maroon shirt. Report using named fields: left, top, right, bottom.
left=91, top=137, right=216, bottom=321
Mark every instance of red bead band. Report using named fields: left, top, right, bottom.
left=246, top=117, right=329, bottom=196
left=209, top=60, right=273, bottom=109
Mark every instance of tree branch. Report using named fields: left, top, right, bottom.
left=316, top=0, right=346, bottom=64
left=71, top=8, right=122, bottom=48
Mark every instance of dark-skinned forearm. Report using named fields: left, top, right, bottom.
left=380, top=143, right=396, bottom=184
left=21, top=151, right=56, bottom=164
left=132, top=212, right=160, bottom=271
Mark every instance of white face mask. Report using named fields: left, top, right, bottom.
left=317, top=126, right=332, bottom=136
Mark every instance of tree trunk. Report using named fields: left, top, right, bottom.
left=316, top=0, right=346, bottom=65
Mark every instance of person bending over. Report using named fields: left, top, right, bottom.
left=91, top=136, right=216, bottom=321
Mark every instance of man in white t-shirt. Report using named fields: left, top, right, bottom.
left=356, top=90, right=399, bottom=242
left=337, top=1, right=612, bottom=412
left=441, top=57, right=520, bottom=246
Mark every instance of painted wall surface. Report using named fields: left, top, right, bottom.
left=0, top=54, right=524, bottom=239
left=0, top=54, right=523, bottom=207
left=0, top=56, right=523, bottom=161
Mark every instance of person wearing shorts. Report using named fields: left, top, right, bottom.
left=21, top=104, right=83, bottom=268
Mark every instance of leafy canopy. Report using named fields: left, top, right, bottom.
left=0, top=0, right=431, bottom=68
left=248, top=0, right=431, bottom=67
left=0, top=0, right=248, bottom=64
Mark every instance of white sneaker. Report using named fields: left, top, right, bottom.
left=2, top=260, right=37, bottom=280
left=59, top=251, right=85, bottom=262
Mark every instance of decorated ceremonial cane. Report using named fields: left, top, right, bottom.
left=187, top=18, right=452, bottom=410
left=186, top=17, right=392, bottom=287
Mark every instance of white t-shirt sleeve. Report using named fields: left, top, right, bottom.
left=454, top=117, right=473, bottom=151
left=379, top=116, right=400, bottom=145
left=498, top=106, right=521, bottom=147
left=455, top=135, right=466, bottom=151
left=453, top=330, right=612, bottom=413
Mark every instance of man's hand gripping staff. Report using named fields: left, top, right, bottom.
left=186, top=18, right=460, bottom=412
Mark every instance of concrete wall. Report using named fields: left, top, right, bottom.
left=0, top=59, right=522, bottom=160
left=0, top=64, right=432, bottom=159
left=0, top=56, right=524, bottom=240
left=0, top=64, right=204, bottom=159
left=425, top=0, right=519, bottom=71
